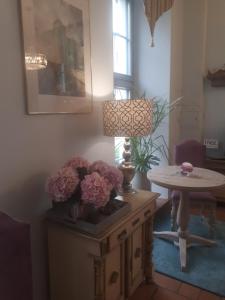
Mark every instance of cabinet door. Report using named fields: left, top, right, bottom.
left=105, top=245, right=124, bottom=300
left=128, top=225, right=144, bottom=296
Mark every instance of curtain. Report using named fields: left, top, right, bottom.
left=144, top=0, right=174, bottom=46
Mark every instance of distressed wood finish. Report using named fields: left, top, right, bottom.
left=147, top=166, right=225, bottom=271
left=47, top=190, right=158, bottom=300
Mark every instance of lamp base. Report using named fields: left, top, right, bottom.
left=119, top=164, right=136, bottom=194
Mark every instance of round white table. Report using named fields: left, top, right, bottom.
left=147, top=166, right=225, bottom=271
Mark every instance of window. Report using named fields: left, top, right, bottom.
left=114, top=88, right=131, bottom=100
left=113, top=0, right=133, bottom=97
left=113, top=0, right=132, bottom=163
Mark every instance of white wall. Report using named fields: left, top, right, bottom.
left=133, top=1, right=171, bottom=99
left=0, top=1, right=114, bottom=299
left=133, top=0, right=171, bottom=197
left=177, top=0, right=207, bottom=142
left=204, top=0, right=225, bottom=155
left=169, top=0, right=184, bottom=160
left=168, top=0, right=207, bottom=145
left=170, top=0, right=225, bottom=155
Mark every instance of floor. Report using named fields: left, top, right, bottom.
left=130, top=203, right=225, bottom=300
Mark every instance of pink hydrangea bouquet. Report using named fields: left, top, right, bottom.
left=46, top=157, right=123, bottom=212
left=46, top=166, right=80, bottom=202
left=81, top=172, right=112, bottom=209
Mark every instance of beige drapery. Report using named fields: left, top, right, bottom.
left=144, top=0, right=174, bottom=47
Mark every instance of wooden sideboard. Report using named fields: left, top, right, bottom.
left=205, top=158, right=225, bottom=203
left=47, top=190, right=158, bottom=300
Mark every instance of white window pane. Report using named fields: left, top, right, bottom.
left=113, top=0, right=128, bottom=37
left=114, top=88, right=131, bottom=162
left=113, top=0, right=132, bottom=164
left=114, top=88, right=130, bottom=100
left=115, top=137, right=124, bottom=164
left=127, top=1, right=131, bottom=39
left=127, top=40, right=131, bottom=75
left=113, top=36, right=129, bottom=75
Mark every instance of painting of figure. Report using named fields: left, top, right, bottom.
left=21, top=0, right=92, bottom=114
left=34, top=0, right=85, bottom=97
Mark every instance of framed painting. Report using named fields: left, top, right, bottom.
left=20, top=0, right=92, bottom=114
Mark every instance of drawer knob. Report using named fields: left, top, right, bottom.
left=135, top=247, right=141, bottom=259
left=110, top=271, right=119, bottom=284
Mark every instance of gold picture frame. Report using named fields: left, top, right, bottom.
left=20, top=0, right=92, bottom=114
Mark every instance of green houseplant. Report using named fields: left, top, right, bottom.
left=129, top=97, right=181, bottom=189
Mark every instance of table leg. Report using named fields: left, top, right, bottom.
left=153, top=231, right=178, bottom=242
left=154, top=189, right=216, bottom=272
left=176, top=191, right=190, bottom=271
left=179, top=238, right=187, bottom=271
left=189, top=234, right=216, bottom=246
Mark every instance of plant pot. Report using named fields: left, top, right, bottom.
left=52, top=201, right=72, bottom=217
left=52, top=200, right=80, bottom=222
left=47, top=198, right=131, bottom=236
left=133, top=171, right=151, bottom=191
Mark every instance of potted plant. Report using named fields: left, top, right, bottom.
left=129, top=97, right=182, bottom=190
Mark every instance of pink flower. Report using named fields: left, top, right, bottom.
left=81, top=172, right=112, bottom=208
left=46, top=167, right=80, bottom=202
left=103, top=166, right=123, bottom=192
left=64, top=156, right=90, bottom=170
left=91, top=161, right=123, bottom=191
left=90, top=160, right=110, bottom=175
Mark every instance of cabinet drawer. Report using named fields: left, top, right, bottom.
left=128, top=211, right=145, bottom=233
left=109, top=222, right=130, bottom=250
left=129, top=202, right=154, bottom=234
left=143, top=201, right=155, bottom=219
left=108, top=202, right=154, bottom=251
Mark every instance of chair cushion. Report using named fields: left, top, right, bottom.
left=171, top=190, right=216, bottom=202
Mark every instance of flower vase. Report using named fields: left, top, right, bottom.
left=133, top=171, right=151, bottom=191
left=78, top=203, right=100, bottom=224
left=69, top=202, right=81, bottom=222
left=52, top=201, right=71, bottom=217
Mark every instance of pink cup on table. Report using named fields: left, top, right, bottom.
left=180, top=162, right=193, bottom=175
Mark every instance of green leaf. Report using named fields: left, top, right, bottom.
left=129, top=96, right=181, bottom=172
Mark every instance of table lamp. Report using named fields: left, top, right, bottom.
left=103, top=99, right=153, bottom=193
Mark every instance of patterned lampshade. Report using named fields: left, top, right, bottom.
left=103, top=99, right=153, bottom=137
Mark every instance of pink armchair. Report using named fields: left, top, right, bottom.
left=0, top=212, right=33, bottom=300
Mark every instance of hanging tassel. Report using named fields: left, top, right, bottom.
left=151, top=35, right=155, bottom=47
left=144, top=0, right=174, bottom=48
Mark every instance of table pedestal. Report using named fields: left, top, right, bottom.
left=154, top=191, right=216, bottom=271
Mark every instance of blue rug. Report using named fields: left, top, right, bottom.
left=153, top=212, right=225, bottom=297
